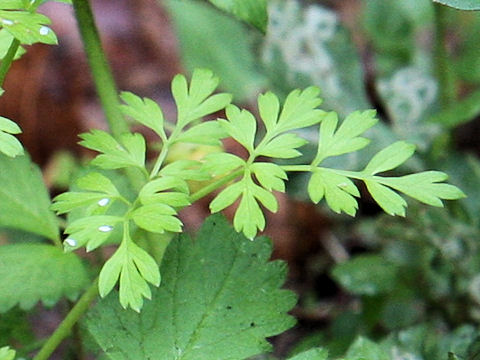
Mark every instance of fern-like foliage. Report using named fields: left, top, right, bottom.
left=51, top=68, right=465, bottom=311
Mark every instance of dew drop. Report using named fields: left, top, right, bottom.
left=2, top=19, right=14, bottom=26
left=97, top=198, right=110, bottom=207
left=98, top=225, right=113, bottom=233
left=64, top=238, right=77, bottom=247
left=39, top=26, right=50, bottom=36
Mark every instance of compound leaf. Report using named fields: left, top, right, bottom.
left=0, top=10, right=57, bottom=45
left=0, top=153, right=59, bottom=240
left=172, top=68, right=232, bottom=129
left=98, top=239, right=160, bottom=312
left=87, top=214, right=297, bottom=359
left=0, top=244, right=88, bottom=312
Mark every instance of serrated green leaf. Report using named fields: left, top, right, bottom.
left=51, top=191, right=114, bottom=215
left=433, top=0, right=480, bottom=10
left=175, top=120, right=227, bottom=146
left=251, top=162, right=287, bottom=192
left=315, top=110, right=377, bottom=164
left=139, top=177, right=190, bottom=207
left=219, top=104, right=257, bottom=152
left=208, top=0, right=268, bottom=32
left=0, top=346, right=15, bottom=360
left=64, top=215, right=123, bottom=252
left=0, top=154, right=59, bottom=240
left=87, top=214, right=297, bottom=358
left=99, top=238, right=160, bottom=312
left=120, top=92, right=167, bottom=141
left=258, top=91, right=280, bottom=133
left=379, top=171, right=466, bottom=207
left=75, top=172, right=120, bottom=196
left=0, top=10, right=57, bottom=45
left=251, top=182, right=278, bottom=213
left=256, top=133, right=307, bottom=159
left=308, top=169, right=360, bottom=216
left=364, top=180, right=407, bottom=216
left=131, top=203, right=182, bottom=234
left=0, top=244, right=88, bottom=312
left=288, top=348, right=329, bottom=360
left=276, top=87, right=325, bottom=133
left=172, top=68, right=232, bottom=128
left=79, top=130, right=145, bottom=170
left=332, top=255, right=398, bottom=296
left=209, top=181, right=243, bottom=212
left=234, top=188, right=265, bottom=239
left=364, top=141, right=415, bottom=175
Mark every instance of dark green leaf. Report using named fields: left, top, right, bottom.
left=87, top=215, right=297, bottom=359
left=0, top=244, right=88, bottom=312
left=0, top=154, right=59, bottom=240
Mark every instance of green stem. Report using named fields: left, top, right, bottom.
left=150, top=141, right=170, bottom=179
left=71, top=0, right=128, bottom=138
left=0, top=38, right=20, bottom=88
left=433, top=3, right=456, bottom=109
left=189, top=169, right=243, bottom=203
left=33, top=278, right=99, bottom=360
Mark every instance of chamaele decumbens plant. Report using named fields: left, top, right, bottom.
left=0, top=0, right=468, bottom=359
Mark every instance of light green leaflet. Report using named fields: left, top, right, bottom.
left=0, top=10, right=57, bottom=45
left=0, top=116, right=23, bottom=157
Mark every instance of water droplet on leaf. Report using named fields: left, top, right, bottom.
left=98, top=225, right=113, bottom=232
left=65, top=238, right=77, bottom=247
left=39, top=26, right=50, bottom=36
left=97, top=198, right=110, bottom=207
left=2, top=19, right=14, bottom=26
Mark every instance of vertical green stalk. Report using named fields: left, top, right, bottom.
left=0, top=38, right=20, bottom=88
left=71, top=0, right=128, bottom=138
left=433, top=3, right=456, bottom=109
left=33, top=278, right=99, bottom=360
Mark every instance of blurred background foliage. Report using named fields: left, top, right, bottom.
left=2, top=0, right=480, bottom=358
